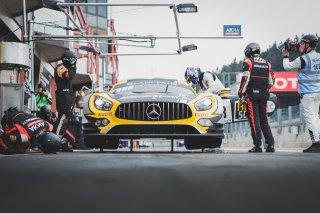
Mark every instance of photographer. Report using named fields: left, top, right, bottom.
left=282, top=34, right=320, bottom=153
left=36, top=82, right=52, bottom=119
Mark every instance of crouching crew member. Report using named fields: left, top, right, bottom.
left=0, top=107, right=61, bottom=154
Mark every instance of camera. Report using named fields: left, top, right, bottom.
left=278, top=39, right=299, bottom=52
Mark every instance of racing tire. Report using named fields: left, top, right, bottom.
left=200, top=138, right=222, bottom=149
left=184, top=137, right=222, bottom=150
left=184, top=138, right=202, bottom=150
left=104, top=138, right=119, bottom=149
left=85, top=136, right=119, bottom=149
left=84, top=136, right=105, bottom=148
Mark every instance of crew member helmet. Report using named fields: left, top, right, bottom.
left=244, top=42, right=261, bottom=58
left=61, top=50, right=77, bottom=67
left=39, top=105, right=52, bottom=120
left=300, top=34, right=318, bottom=48
left=185, top=67, right=200, bottom=84
left=37, top=132, right=62, bottom=154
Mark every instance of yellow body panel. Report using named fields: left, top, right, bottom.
left=86, top=91, right=220, bottom=134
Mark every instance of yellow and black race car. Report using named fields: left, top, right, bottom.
left=81, top=78, right=277, bottom=150
left=82, top=78, right=228, bottom=150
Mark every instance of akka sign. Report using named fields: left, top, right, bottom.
left=223, top=25, right=241, bottom=36
left=269, top=72, right=298, bottom=93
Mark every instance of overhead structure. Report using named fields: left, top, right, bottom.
left=30, top=2, right=243, bottom=56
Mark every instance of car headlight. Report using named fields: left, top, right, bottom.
left=94, top=96, right=113, bottom=111
left=195, top=98, right=213, bottom=111
left=198, top=118, right=213, bottom=127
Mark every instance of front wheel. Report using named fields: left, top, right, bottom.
left=104, top=138, right=119, bottom=149
left=184, top=137, right=222, bottom=150
left=85, top=136, right=119, bottom=149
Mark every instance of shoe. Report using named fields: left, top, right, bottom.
left=303, top=142, right=320, bottom=153
left=205, top=147, right=224, bottom=153
left=265, top=145, right=275, bottom=152
left=248, top=146, right=262, bottom=153
left=60, top=142, right=73, bottom=152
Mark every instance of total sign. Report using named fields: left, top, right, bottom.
left=269, top=72, right=298, bottom=93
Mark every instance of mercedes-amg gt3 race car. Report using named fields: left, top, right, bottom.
left=81, top=78, right=277, bottom=150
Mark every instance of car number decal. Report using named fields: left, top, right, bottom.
left=222, top=99, right=232, bottom=123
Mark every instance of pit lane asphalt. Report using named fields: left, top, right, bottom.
left=0, top=148, right=319, bottom=213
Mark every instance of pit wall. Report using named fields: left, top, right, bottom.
left=223, top=119, right=310, bottom=149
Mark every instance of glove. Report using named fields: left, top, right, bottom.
left=238, top=92, right=242, bottom=99
left=239, top=98, right=247, bottom=105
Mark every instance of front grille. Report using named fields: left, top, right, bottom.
left=115, top=102, right=192, bottom=121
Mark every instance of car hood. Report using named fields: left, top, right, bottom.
left=109, top=92, right=198, bottom=104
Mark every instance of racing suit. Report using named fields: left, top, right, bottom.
left=238, top=56, right=275, bottom=147
left=199, top=71, right=225, bottom=94
left=283, top=50, right=320, bottom=143
left=54, top=63, right=76, bottom=139
left=0, top=109, right=52, bottom=154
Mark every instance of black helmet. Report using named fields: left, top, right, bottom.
left=38, top=82, right=46, bottom=89
left=300, top=34, right=318, bottom=48
left=185, top=67, right=200, bottom=84
left=37, top=132, right=62, bottom=154
left=39, top=106, right=52, bottom=120
left=61, top=50, right=77, bottom=67
left=5, top=107, right=18, bottom=114
left=244, top=42, right=261, bottom=58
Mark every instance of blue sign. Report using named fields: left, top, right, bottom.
left=223, top=25, right=241, bottom=36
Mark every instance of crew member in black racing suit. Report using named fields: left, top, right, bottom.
left=238, top=42, right=276, bottom=153
left=54, top=50, right=77, bottom=152
left=0, top=107, right=60, bottom=154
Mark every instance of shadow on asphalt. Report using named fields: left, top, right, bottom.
left=1, top=148, right=308, bottom=156
left=70, top=149, right=308, bottom=156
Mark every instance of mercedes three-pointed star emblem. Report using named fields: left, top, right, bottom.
left=146, top=103, right=162, bottom=120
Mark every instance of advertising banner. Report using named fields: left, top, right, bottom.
left=223, top=25, right=241, bottom=36
left=270, top=72, right=298, bottom=93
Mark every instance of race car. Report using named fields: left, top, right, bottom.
left=81, top=78, right=277, bottom=150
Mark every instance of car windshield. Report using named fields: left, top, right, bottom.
left=110, top=81, right=194, bottom=95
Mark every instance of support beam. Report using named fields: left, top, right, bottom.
left=172, top=6, right=182, bottom=53
left=33, top=35, right=243, bottom=40
left=0, top=1, right=21, bottom=40
left=57, top=3, right=176, bottom=7
left=130, top=139, right=133, bottom=153
left=171, top=139, right=174, bottom=153
left=23, top=0, right=28, bottom=42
